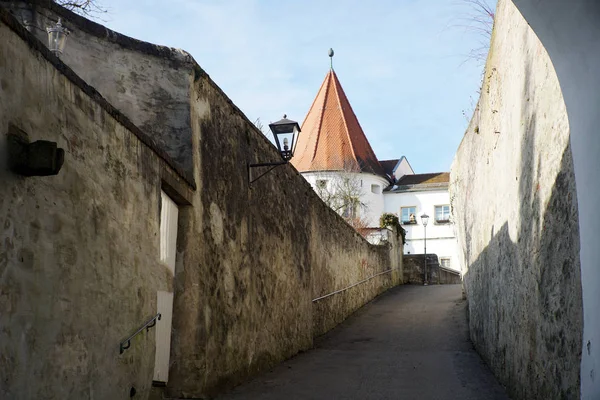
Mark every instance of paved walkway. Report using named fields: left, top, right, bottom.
left=220, top=285, right=510, bottom=400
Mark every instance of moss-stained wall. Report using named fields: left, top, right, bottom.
left=0, top=6, right=401, bottom=399
left=310, top=210, right=401, bottom=338
left=0, top=0, right=195, bottom=175
left=450, top=0, right=582, bottom=398
left=0, top=11, right=188, bottom=399
left=402, top=255, right=461, bottom=285
left=166, top=66, right=401, bottom=398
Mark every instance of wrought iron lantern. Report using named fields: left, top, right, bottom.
left=248, top=115, right=301, bottom=184
left=421, top=213, right=430, bottom=227
left=268, top=115, right=301, bottom=161
left=47, top=18, right=69, bottom=56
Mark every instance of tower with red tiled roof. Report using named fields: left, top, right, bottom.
left=292, top=61, right=393, bottom=227
left=291, top=69, right=387, bottom=178
left=292, top=52, right=458, bottom=271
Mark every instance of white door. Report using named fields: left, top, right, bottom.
left=154, top=190, right=178, bottom=383
left=153, top=291, right=174, bottom=383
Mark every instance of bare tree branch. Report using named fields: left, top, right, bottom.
left=450, top=0, right=496, bottom=65
left=312, top=161, right=373, bottom=235
left=54, top=0, right=106, bottom=17
left=253, top=118, right=265, bottom=134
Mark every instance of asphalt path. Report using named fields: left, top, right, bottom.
left=220, top=284, right=510, bottom=400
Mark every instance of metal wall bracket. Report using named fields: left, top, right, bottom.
left=247, top=161, right=287, bottom=185
left=7, top=124, right=64, bottom=176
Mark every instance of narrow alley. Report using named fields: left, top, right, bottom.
left=220, top=285, right=510, bottom=400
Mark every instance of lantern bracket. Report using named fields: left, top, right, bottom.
left=247, top=114, right=300, bottom=185
left=247, top=161, right=287, bottom=185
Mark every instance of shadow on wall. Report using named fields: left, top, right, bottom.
left=464, top=145, right=582, bottom=399
left=462, top=49, right=583, bottom=400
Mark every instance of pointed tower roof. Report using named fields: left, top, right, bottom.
left=291, top=69, right=386, bottom=178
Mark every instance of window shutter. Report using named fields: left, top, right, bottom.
left=160, top=191, right=179, bottom=274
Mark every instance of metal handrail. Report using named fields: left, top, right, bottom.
left=312, top=267, right=400, bottom=303
left=119, top=313, right=161, bottom=354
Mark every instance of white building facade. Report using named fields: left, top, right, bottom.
left=383, top=177, right=460, bottom=272
left=302, top=171, right=389, bottom=226
left=301, top=169, right=461, bottom=273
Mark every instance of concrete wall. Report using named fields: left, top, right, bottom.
left=384, top=189, right=460, bottom=271
left=450, top=0, right=583, bottom=398
left=0, top=6, right=402, bottom=399
left=508, top=1, right=600, bottom=397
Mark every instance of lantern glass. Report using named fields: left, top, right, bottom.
left=47, top=19, right=69, bottom=55
left=421, top=213, right=430, bottom=227
left=269, top=115, right=301, bottom=161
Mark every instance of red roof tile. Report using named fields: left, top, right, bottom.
left=292, top=70, right=386, bottom=177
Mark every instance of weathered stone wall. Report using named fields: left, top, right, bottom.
left=1, top=0, right=195, bottom=174
left=450, top=1, right=583, bottom=398
left=311, top=222, right=401, bottom=337
left=0, top=10, right=192, bottom=399
left=506, top=3, right=600, bottom=396
left=438, top=268, right=461, bottom=285
left=403, top=255, right=461, bottom=285
left=0, top=7, right=402, bottom=399
left=166, top=66, right=401, bottom=398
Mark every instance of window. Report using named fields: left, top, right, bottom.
left=435, top=205, right=451, bottom=223
left=316, top=179, right=328, bottom=189
left=401, top=207, right=417, bottom=224
left=371, top=184, right=381, bottom=194
left=440, top=257, right=451, bottom=269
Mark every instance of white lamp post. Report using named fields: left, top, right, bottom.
left=421, top=213, right=430, bottom=285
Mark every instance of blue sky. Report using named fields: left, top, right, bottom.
left=96, top=0, right=490, bottom=173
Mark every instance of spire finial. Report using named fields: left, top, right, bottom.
left=328, top=48, right=334, bottom=69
